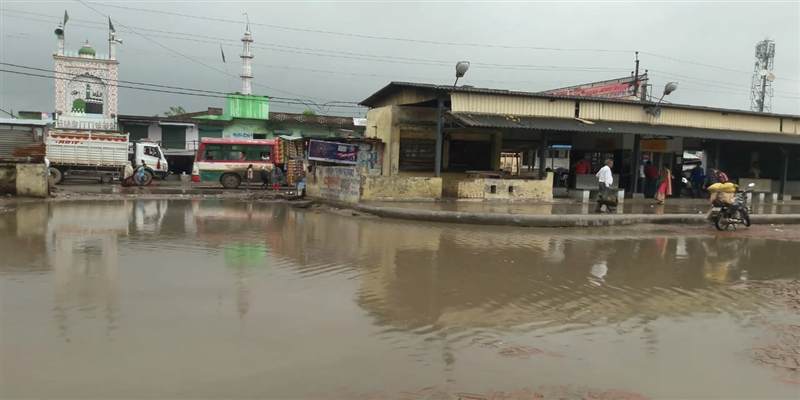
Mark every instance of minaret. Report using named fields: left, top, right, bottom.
left=240, top=21, right=253, bottom=95
left=55, top=22, right=65, bottom=56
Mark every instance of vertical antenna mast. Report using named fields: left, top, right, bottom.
left=750, top=39, right=776, bottom=113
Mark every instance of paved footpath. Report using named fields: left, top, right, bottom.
left=356, top=200, right=800, bottom=228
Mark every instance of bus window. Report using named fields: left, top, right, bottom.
left=203, top=145, right=224, bottom=161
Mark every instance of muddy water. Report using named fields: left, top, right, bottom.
left=1, top=200, right=799, bottom=399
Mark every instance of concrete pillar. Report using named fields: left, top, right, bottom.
left=631, top=134, right=641, bottom=193
left=15, top=164, right=49, bottom=198
left=779, top=147, right=788, bottom=197
left=538, top=133, right=548, bottom=179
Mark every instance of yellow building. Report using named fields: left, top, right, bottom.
left=358, top=82, right=800, bottom=201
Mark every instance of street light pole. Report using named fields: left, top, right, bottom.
left=434, top=97, right=444, bottom=177
left=435, top=62, right=470, bottom=178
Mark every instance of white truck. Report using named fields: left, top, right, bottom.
left=46, top=130, right=169, bottom=185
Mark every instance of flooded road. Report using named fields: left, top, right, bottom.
left=1, top=200, right=799, bottom=399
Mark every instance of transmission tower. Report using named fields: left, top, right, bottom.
left=750, top=39, right=776, bottom=113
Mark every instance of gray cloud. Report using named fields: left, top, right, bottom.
left=1, top=1, right=798, bottom=117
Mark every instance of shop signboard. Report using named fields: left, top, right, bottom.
left=308, top=140, right=359, bottom=165
left=544, top=75, right=648, bottom=100
left=641, top=139, right=668, bottom=151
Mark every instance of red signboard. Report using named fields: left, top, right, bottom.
left=545, top=81, right=643, bottom=99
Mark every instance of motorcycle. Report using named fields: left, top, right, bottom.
left=709, top=182, right=755, bottom=231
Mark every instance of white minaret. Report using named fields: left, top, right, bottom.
left=240, top=20, right=253, bottom=95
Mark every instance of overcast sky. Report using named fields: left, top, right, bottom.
left=1, top=1, right=798, bottom=118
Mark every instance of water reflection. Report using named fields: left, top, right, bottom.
left=1, top=200, right=799, bottom=399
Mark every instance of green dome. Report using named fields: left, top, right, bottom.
left=78, top=41, right=96, bottom=56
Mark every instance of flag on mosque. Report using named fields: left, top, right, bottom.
left=108, top=17, right=115, bottom=33
left=220, top=45, right=226, bottom=63
left=63, top=10, right=69, bottom=26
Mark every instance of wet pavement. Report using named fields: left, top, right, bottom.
left=1, top=200, right=799, bottom=399
left=367, top=200, right=800, bottom=216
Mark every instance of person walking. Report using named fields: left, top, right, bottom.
left=690, top=164, right=705, bottom=199
left=594, top=159, right=616, bottom=213
left=271, top=165, right=284, bottom=191
left=654, top=165, right=674, bottom=205
left=245, top=164, right=254, bottom=190
left=260, top=165, right=270, bottom=189
left=644, top=161, right=659, bottom=198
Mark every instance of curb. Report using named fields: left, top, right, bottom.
left=349, top=204, right=800, bottom=228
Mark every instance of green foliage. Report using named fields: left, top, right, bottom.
left=302, top=110, right=316, bottom=116
left=163, top=106, right=187, bottom=117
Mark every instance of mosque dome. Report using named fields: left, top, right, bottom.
left=78, top=40, right=96, bottom=57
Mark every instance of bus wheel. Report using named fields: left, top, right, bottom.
left=220, top=173, right=241, bottom=189
left=49, top=167, right=63, bottom=184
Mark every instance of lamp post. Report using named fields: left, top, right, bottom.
left=635, top=82, right=679, bottom=195
left=435, top=61, right=470, bottom=178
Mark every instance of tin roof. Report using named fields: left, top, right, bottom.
left=447, top=113, right=800, bottom=145
left=360, top=82, right=800, bottom=119
left=0, top=118, right=51, bottom=126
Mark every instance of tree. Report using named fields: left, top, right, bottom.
left=302, top=110, right=316, bottom=116
left=163, top=106, right=186, bottom=117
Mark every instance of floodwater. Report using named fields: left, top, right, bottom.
left=367, top=200, right=800, bottom=215
left=1, top=200, right=799, bottom=399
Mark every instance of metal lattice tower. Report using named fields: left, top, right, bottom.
left=240, top=22, right=254, bottom=95
left=750, top=39, right=775, bottom=113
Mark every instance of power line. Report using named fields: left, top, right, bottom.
left=0, top=69, right=365, bottom=110
left=649, top=70, right=799, bottom=95
left=0, top=11, right=630, bottom=73
left=75, top=0, right=340, bottom=105
left=0, top=62, right=361, bottom=107
left=93, top=2, right=800, bottom=83
left=94, top=3, right=632, bottom=54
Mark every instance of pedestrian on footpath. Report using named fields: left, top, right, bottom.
left=690, top=164, right=705, bottom=199
left=271, top=165, right=284, bottom=191
left=594, top=159, right=616, bottom=213
left=245, top=164, right=254, bottom=190
left=644, top=161, right=659, bottom=198
left=654, top=164, right=674, bottom=205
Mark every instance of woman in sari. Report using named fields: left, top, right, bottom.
left=654, top=165, right=673, bottom=205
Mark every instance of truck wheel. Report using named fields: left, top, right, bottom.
left=49, top=168, right=63, bottom=184
left=100, top=175, right=113, bottom=184
left=220, top=173, right=241, bottom=189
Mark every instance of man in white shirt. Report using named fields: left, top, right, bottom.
left=595, top=159, right=616, bottom=213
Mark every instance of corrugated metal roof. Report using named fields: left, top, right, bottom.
left=447, top=113, right=800, bottom=145
left=360, top=82, right=800, bottom=120
left=0, top=118, right=51, bottom=126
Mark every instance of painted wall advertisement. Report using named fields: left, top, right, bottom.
left=308, top=140, right=359, bottom=165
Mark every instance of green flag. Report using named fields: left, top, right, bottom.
left=220, top=45, right=226, bottom=63
left=63, top=10, right=69, bottom=26
left=108, top=17, right=115, bottom=33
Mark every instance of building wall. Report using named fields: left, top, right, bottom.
left=451, top=93, right=575, bottom=118
left=448, top=92, right=794, bottom=135
left=305, top=166, right=361, bottom=204
left=366, top=105, right=502, bottom=176
left=360, top=176, right=442, bottom=201
left=222, top=119, right=269, bottom=139
left=147, top=122, right=162, bottom=142
left=450, top=173, right=554, bottom=200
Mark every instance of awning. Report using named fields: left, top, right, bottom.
left=447, top=113, right=800, bottom=145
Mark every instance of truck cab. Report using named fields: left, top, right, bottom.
left=129, top=140, right=169, bottom=183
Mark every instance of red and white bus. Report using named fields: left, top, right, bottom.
left=191, top=138, right=275, bottom=189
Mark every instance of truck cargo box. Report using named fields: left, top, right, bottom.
left=47, top=130, right=129, bottom=167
